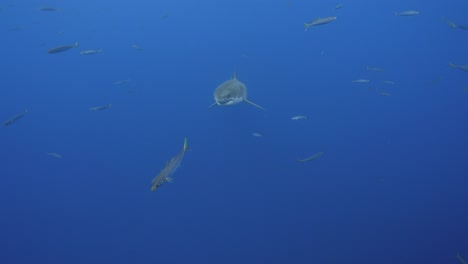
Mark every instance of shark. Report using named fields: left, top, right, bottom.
left=209, top=71, right=264, bottom=110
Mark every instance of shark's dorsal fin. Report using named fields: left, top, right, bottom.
left=232, top=68, right=237, bottom=80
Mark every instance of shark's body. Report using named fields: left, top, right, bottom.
left=209, top=72, right=264, bottom=110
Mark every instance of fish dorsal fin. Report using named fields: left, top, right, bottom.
left=232, top=69, right=237, bottom=80
left=244, top=99, right=265, bottom=110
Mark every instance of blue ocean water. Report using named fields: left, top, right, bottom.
left=1, top=0, right=468, bottom=263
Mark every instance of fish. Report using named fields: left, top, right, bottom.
left=395, top=10, right=419, bottom=16
left=252, top=133, right=263, bottom=137
left=366, top=66, right=385, bottom=72
left=383, top=80, right=395, bottom=85
left=456, top=25, right=468, bottom=30
left=48, top=42, right=78, bottom=54
left=151, top=138, right=190, bottom=191
left=376, top=88, right=391, bottom=96
left=47, top=152, right=63, bottom=159
left=458, top=252, right=467, bottom=264
left=335, top=3, right=344, bottom=9
left=304, top=16, right=337, bottom=31
left=3, top=109, right=28, bottom=126
left=298, top=152, right=324, bottom=163
left=38, top=7, right=60, bottom=11
left=131, top=44, right=143, bottom=51
left=114, top=79, right=131, bottom=85
left=291, top=115, right=307, bottom=120
left=80, top=49, right=103, bottom=55
left=161, top=13, right=170, bottom=20
left=89, top=103, right=112, bottom=111
left=449, top=62, right=468, bottom=72
left=442, top=17, right=458, bottom=29
left=352, top=79, right=370, bottom=83
left=208, top=71, right=264, bottom=110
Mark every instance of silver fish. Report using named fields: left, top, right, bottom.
left=151, top=138, right=190, bottom=191
left=80, top=49, right=103, bottom=55
left=48, top=42, right=78, bottom=54
left=89, top=104, right=112, bottom=111
left=395, top=10, right=419, bottom=16
left=304, top=16, right=337, bottom=31
left=3, top=109, right=28, bottom=126
left=298, top=152, right=324, bottom=163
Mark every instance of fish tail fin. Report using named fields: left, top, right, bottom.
left=449, top=62, right=456, bottom=68
left=183, top=137, right=191, bottom=151
left=108, top=103, right=112, bottom=108
left=304, top=23, right=309, bottom=31
left=98, top=49, right=103, bottom=52
left=24, top=109, right=28, bottom=113
left=73, top=42, right=79, bottom=48
left=244, top=99, right=265, bottom=111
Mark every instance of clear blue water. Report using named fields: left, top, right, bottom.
left=1, top=0, right=468, bottom=263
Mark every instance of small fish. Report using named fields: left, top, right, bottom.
left=298, top=152, right=324, bottom=163
left=151, top=138, right=190, bottom=191
left=89, top=103, right=112, bottom=111
left=252, top=133, right=263, bottom=137
left=47, top=152, right=63, bottom=159
left=161, top=13, right=170, bottom=20
left=449, top=62, right=468, bottom=72
left=291, top=115, right=307, bottom=120
left=458, top=252, right=466, bottom=264
left=395, top=10, right=419, bottom=16
left=80, top=49, right=103, bottom=55
left=335, top=3, right=344, bottom=9
left=376, top=88, right=390, bottom=96
left=383, top=80, right=395, bottom=85
left=352, top=79, right=370, bottom=83
left=456, top=25, right=468, bottom=30
left=48, top=42, right=78, bottom=54
left=114, top=79, right=131, bottom=85
left=3, top=109, right=28, bottom=126
left=209, top=71, right=264, bottom=110
left=441, top=17, right=458, bottom=29
left=39, top=7, right=60, bottom=11
left=131, top=44, right=143, bottom=51
left=366, top=66, right=385, bottom=72
left=304, top=16, right=337, bottom=31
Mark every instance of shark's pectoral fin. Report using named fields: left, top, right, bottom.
left=208, top=102, right=217, bottom=109
left=244, top=99, right=265, bottom=110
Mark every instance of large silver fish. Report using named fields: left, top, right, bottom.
left=209, top=71, right=264, bottom=110
left=304, top=16, right=337, bottom=31
left=3, top=109, right=28, bottom=126
left=48, top=42, right=78, bottom=54
left=150, top=138, right=190, bottom=191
